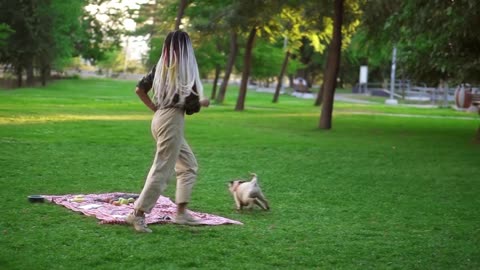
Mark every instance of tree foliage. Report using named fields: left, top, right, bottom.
left=396, top=0, right=480, bottom=83
left=5, top=0, right=479, bottom=131
left=80, top=0, right=128, bottom=64
left=0, top=0, right=127, bottom=86
left=0, top=23, right=13, bottom=50
left=132, top=0, right=177, bottom=66
left=251, top=40, right=284, bottom=82
left=194, top=36, right=225, bottom=78
left=360, top=0, right=480, bottom=84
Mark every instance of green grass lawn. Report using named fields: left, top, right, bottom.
left=0, top=78, right=479, bottom=269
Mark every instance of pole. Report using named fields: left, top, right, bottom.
left=386, top=46, right=398, bottom=105
left=123, top=36, right=129, bottom=74
left=390, top=46, right=396, bottom=99
left=281, top=37, right=287, bottom=93
left=443, top=81, right=449, bottom=107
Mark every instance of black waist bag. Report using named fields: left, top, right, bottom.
left=184, top=92, right=201, bottom=115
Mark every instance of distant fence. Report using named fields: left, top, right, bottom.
left=352, top=81, right=478, bottom=104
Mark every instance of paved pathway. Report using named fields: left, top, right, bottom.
left=334, top=94, right=376, bottom=104
left=342, top=111, right=478, bottom=121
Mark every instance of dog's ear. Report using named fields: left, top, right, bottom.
left=228, top=181, right=241, bottom=193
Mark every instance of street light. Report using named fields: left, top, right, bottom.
left=385, top=46, right=398, bottom=105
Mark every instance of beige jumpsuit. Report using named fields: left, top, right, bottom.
left=134, top=107, right=198, bottom=213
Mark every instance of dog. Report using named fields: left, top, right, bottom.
left=228, top=173, right=270, bottom=211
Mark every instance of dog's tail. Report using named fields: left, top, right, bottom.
left=249, top=173, right=259, bottom=186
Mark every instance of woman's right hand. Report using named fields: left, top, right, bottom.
left=199, top=98, right=210, bottom=107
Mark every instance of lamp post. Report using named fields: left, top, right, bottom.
left=386, top=46, right=398, bottom=105
left=281, top=36, right=287, bottom=94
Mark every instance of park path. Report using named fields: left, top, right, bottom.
left=254, top=87, right=442, bottom=108
left=333, top=94, right=376, bottom=104
left=340, top=111, right=478, bottom=121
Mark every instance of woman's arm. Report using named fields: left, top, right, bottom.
left=135, top=67, right=157, bottom=112
left=135, top=87, right=157, bottom=112
left=192, top=83, right=210, bottom=107
left=200, top=98, right=210, bottom=107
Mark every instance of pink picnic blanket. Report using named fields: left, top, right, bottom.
left=43, top=192, right=243, bottom=226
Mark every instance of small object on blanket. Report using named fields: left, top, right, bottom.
left=42, top=192, right=243, bottom=226
left=69, top=195, right=85, bottom=203
left=78, top=204, right=102, bottom=210
left=28, top=195, right=45, bottom=203
left=95, top=194, right=137, bottom=205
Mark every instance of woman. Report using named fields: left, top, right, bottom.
left=126, top=30, right=209, bottom=233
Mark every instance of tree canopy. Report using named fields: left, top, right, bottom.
left=357, top=0, right=480, bottom=85
left=0, top=0, right=126, bottom=86
left=2, top=0, right=480, bottom=130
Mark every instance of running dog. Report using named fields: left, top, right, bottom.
left=228, top=173, right=270, bottom=210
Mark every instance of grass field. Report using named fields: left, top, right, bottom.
left=0, top=78, right=479, bottom=269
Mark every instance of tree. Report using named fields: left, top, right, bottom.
left=341, top=28, right=392, bottom=85
left=185, top=1, right=234, bottom=100
left=78, top=0, right=127, bottom=65
left=97, top=49, right=125, bottom=75
left=234, top=0, right=284, bottom=111
left=0, top=23, right=13, bottom=54
left=0, top=0, right=59, bottom=86
left=395, top=0, right=480, bottom=84
left=39, top=0, right=84, bottom=85
left=235, top=26, right=257, bottom=111
left=313, top=0, right=361, bottom=106
left=319, top=0, right=344, bottom=129
left=360, top=0, right=480, bottom=85
left=0, top=0, right=36, bottom=86
left=133, top=0, right=177, bottom=66
left=272, top=7, right=306, bottom=103
left=216, top=31, right=238, bottom=104
left=193, top=35, right=225, bottom=99
left=187, top=0, right=241, bottom=104
left=357, top=0, right=480, bottom=138
left=0, top=0, right=125, bottom=87
left=251, top=40, right=285, bottom=85
left=188, top=0, right=295, bottom=106
left=174, top=0, right=188, bottom=30
left=273, top=48, right=290, bottom=102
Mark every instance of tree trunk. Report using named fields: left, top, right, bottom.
left=41, top=65, right=50, bottom=86
left=235, top=27, right=257, bottom=111
left=319, top=0, right=344, bottom=129
left=443, top=80, right=449, bottom=108
left=216, top=31, right=238, bottom=104
left=337, top=65, right=344, bottom=89
left=211, top=64, right=221, bottom=100
left=174, top=0, right=188, bottom=30
left=314, top=83, right=324, bottom=106
left=26, top=60, right=34, bottom=86
left=273, top=50, right=290, bottom=103
left=16, top=66, right=22, bottom=87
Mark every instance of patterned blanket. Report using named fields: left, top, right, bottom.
left=43, top=192, right=243, bottom=226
